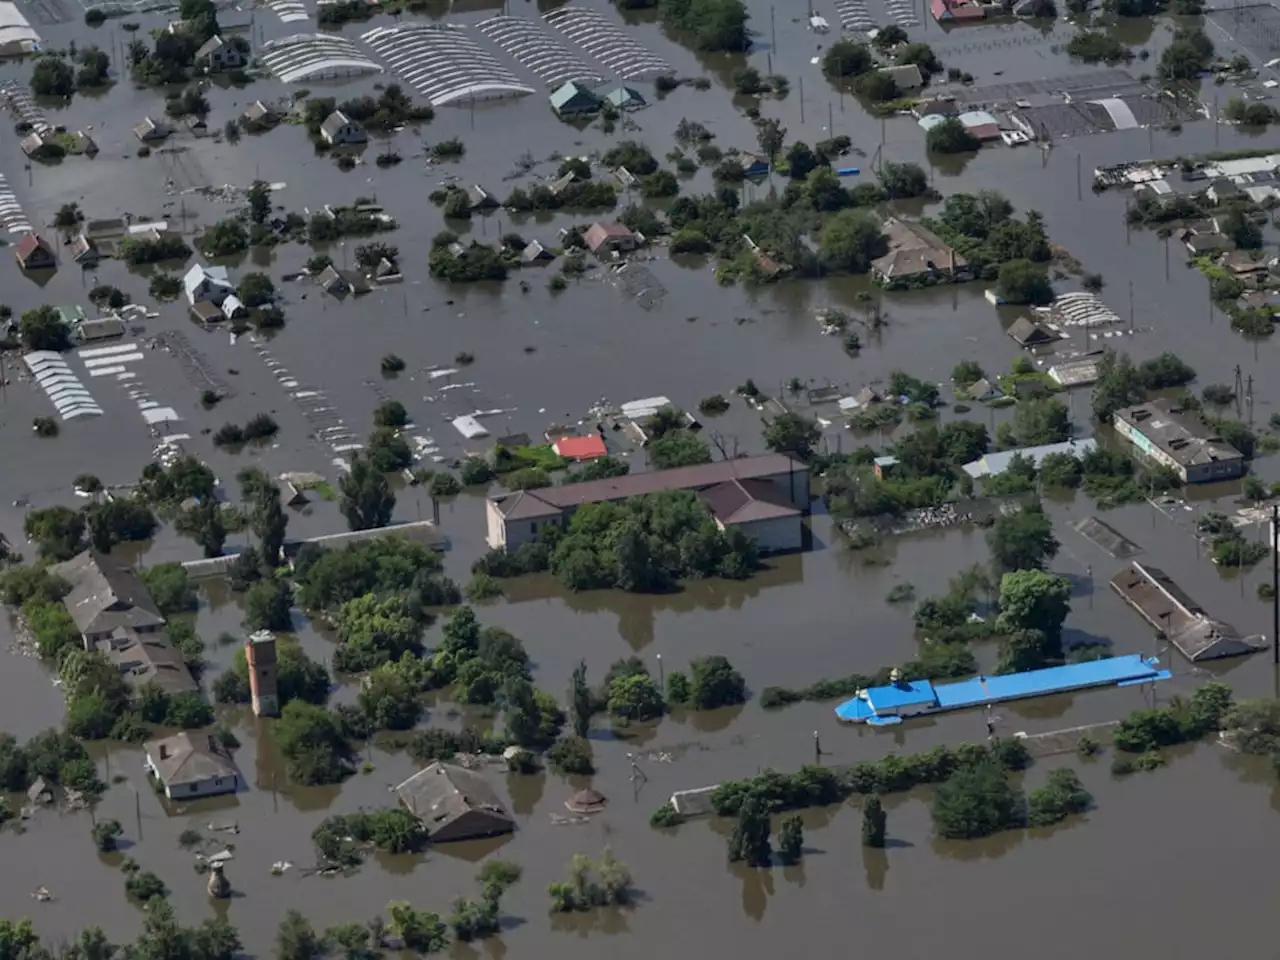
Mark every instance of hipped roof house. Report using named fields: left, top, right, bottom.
left=394, top=762, right=515, bottom=842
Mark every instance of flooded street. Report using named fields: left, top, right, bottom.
left=2, top=0, right=1280, bottom=953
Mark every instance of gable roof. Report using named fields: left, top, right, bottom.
left=146, top=732, right=238, bottom=787
left=584, top=221, right=634, bottom=252
left=321, top=110, right=362, bottom=139
left=395, top=762, right=514, bottom=840
left=491, top=453, right=805, bottom=516
left=1006, top=316, right=1059, bottom=346
left=50, top=549, right=165, bottom=636
left=109, top=628, right=198, bottom=696
left=550, top=81, right=598, bottom=111
left=495, top=489, right=562, bottom=520
left=552, top=434, right=607, bottom=460
left=699, top=477, right=801, bottom=525
left=183, top=263, right=232, bottom=300
left=195, top=34, right=225, bottom=59
left=15, top=233, right=54, bottom=266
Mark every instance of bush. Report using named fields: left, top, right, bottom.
left=650, top=801, right=685, bottom=828
left=1026, top=768, right=1091, bottom=826
left=547, top=735, right=594, bottom=774
left=93, top=819, right=124, bottom=852
left=931, top=760, right=1021, bottom=839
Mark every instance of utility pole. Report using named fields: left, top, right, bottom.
left=771, top=5, right=776, bottom=50
left=1076, top=152, right=1081, bottom=201
left=1272, top=502, right=1278, bottom=666
left=799, top=77, right=805, bottom=123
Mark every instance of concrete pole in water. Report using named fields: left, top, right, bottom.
left=1272, top=502, right=1278, bottom=666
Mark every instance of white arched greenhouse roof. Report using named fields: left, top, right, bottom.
left=361, top=24, right=534, bottom=106
left=261, top=34, right=382, bottom=83
left=476, top=16, right=601, bottom=87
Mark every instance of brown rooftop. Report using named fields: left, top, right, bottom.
left=699, top=478, right=800, bottom=525
left=492, top=454, right=805, bottom=516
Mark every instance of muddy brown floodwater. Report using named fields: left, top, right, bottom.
left=3, top=0, right=1280, bottom=954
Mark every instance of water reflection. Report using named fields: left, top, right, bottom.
left=863, top=847, right=888, bottom=891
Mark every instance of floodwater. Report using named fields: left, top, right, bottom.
left=3, top=0, right=1280, bottom=955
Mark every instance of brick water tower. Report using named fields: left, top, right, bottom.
left=245, top=630, right=279, bottom=718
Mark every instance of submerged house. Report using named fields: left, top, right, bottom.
left=320, top=110, right=366, bottom=146
left=145, top=732, right=240, bottom=800
left=604, top=85, right=646, bottom=110
left=395, top=762, right=515, bottom=842
left=1110, top=562, right=1266, bottom=662
left=49, top=549, right=165, bottom=648
left=14, top=233, right=56, bottom=271
left=872, top=218, right=967, bottom=287
left=549, top=81, right=599, bottom=118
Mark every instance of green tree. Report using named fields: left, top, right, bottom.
left=647, top=431, right=712, bottom=469
left=776, top=813, right=804, bottom=864
left=657, top=0, right=750, bottom=51
left=1091, top=350, right=1145, bottom=422
left=822, top=39, right=873, bottom=78
left=764, top=411, right=821, bottom=460
left=86, top=499, right=157, bottom=552
left=878, top=161, right=928, bottom=199
left=24, top=506, right=86, bottom=560
left=569, top=660, right=592, bottom=738
left=244, top=578, right=292, bottom=632
left=92, top=819, right=123, bottom=852
left=862, top=794, right=886, bottom=847
left=32, top=57, right=75, bottom=96
left=237, top=272, right=275, bottom=307
left=339, top=455, right=395, bottom=531
left=200, top=219, right=248, bottom=256
left=139, top=563, right=196, bottom=616
left=387, top=902, right=447, bottom=953
left=247, top=180, right=272, bottom=224
left=987, top=502, right=1058, bottom=573
left=996, top=569, right=1071, bottom=660
left=1158, top=25, right=1213, bottom=81
left=1010, top=397, right=1071, bottom=446
left=819, top=209, right=887, bottom=273
left=19, top=306, right=71, bottom=352
left=726, top=793, right=772, bottom=865
left=926, top=116, right=979, bottom=154
left=1026, top=768, right=1092, bottom=826
left=334, top=594, right=422, bottom=672
left=373, top=400, right=408, bottom=428
left=997, top=259, right=1054, bottom=305
left=607, top=672, right=665, bottom=720
left=785, top=141, right=818, bottom=179
left=689, top=655, right=746, bottom=709
left=932, top=760, right=1020, bottom=839
left=276, top=701, right=350, bottom=785
left=756, top=118, right=786, bottom=161
left=175, top=500, right=227, bottom=558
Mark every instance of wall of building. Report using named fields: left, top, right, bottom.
left=164, top=774, right=238, bottom=800
left=734, top=515, right=803, bottom=554
left=1185, top=459, right=1245, bottom=483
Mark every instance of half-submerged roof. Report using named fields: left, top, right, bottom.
left=699, top=477, right=800, bottom=525
left=50, top=549, right=164, bottom=635
left=394, top=762, right=514, bottom=841
left=491, top=453, right=805, bottom=516
left=146, top=732, right=238, bottom=787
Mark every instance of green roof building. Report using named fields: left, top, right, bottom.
left=550, top=81, right=600, bottom=118
left=603, top=85, right=646, bottom=110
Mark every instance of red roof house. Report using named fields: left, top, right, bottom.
left=583, top=221, right=637, bottom=255
left=553, top=434, right=608, bottom=461
left=14, top=233, right=56, bottom=271
left=930, top=0, right=987, bottom=20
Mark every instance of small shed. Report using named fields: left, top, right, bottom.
left=1007, top=316, right=1060, bottom=347
left=565, top=788, right=608, bottom=814
left=521, top=239, right=554, bottom=265
left=15, top=233, right=56, bottom=270
left=604, top=85, right=646, bottom=110
left=549, top=81, right=600, bottom=118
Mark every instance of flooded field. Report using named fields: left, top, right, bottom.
left=3, top=0, right=1280, bottom=954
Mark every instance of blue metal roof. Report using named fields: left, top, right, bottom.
left=867, top=679, right=937, bottom=710
left=834, top=654, right=1167, bottom=724
left=934, top=654, right=1160, bottom=708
